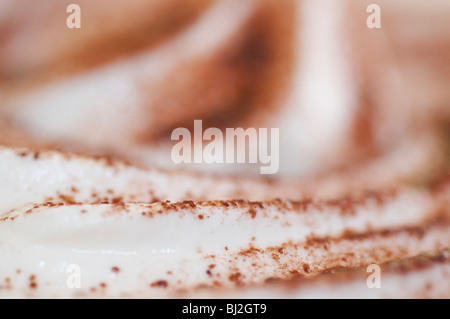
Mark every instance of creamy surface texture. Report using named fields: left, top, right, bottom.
left=0, top=147, right=449, bottom=298
left=0, top=0, right=450, bottom=299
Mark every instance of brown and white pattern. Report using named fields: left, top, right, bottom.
left=0, top=0, right=449, bottom=298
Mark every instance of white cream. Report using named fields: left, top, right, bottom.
left=189, top=252, right=450, bottom=299
left=0, top=177, right=443, bottom=298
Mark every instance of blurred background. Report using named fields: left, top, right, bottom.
left=0, top=0, right=449, bottom=179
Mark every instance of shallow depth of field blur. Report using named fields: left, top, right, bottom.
left=0, top=0, right=449, bottom=178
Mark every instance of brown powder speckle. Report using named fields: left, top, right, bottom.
left=228, top=272, right=243, bottom=285
left=302, top=263, right=311, bottom=274
left=59, top=194, right=77, bottom=205
left=150, top=280, right=168, bottom=288
left=112, top=196, right=123, bottom=204
left=111, top=267, right=120, bottom=273
left=29, top=275, right=37, bottom=289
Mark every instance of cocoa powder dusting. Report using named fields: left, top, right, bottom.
left=151, top=280, right=168, bottom=288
